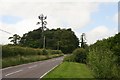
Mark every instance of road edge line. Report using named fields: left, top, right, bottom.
left=5, top=69, right=23, bottom=76
left=40, top=62, right=62, bottom=79
left=3, top=56, right=63, bottom=70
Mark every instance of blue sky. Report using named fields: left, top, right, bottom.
left=1, top=15, right=22, bottom=24
left=0, top=1, right=118, bottom=44
left=76, top=2, right=118, bottom=33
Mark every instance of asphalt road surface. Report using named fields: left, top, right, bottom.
left=2, top=56, right=64, bottom=80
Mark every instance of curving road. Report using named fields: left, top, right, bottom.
left=2, top=56, right=64, bottom=80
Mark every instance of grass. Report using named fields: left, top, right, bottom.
left=2, top=45, right=64, bottom=68
left=43, top=62, right=93, bottom=78
left=2, top=45, right=63, bottom=58
left=2, top=54, right=63, bottom=68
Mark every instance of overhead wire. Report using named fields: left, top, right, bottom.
left=0, top=29, right=12, bottom=35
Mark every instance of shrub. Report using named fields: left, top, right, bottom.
left=2, top=45, right=63, bottom=58
left=41, top=49, right=48, bottom=55
left=50, top=50, right=62, bottom=54
left=63, top=55, right=75, bottom=62
left=64, top=48, right=87, bottom=63
left=87, top=48, right=120, bottom=78
left=72, top=48, right=87, bottom=63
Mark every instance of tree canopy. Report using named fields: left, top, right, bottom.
left=20, top=28, right=79, bottom=53
left=8, top=34, right=21, bottom=45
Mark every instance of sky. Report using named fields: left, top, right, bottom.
left=0, top=0, right=119, bottom=45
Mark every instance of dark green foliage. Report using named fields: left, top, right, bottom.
left=42, top=49, right=48, bottom=55
left=20, top=28, right=79, bottom=53
left=72, top=48, right=86, bottom=63
left=8, top=34, right=21, bottom=45
left=88, top=48, right=119, bottom=78
left=64, top=48, right=87, bottom=63
left=89, top=33, right=120, bottom=65
left=87, top=33, right=120, bottom=78
left=80, top=33, right=87, bottom=48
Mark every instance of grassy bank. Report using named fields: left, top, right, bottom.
left=2, top=45, right=63, bottom=68
left=43, top=62, right=93, bottom=78
left=2, top=45, right=63, bottom=57
left=2, top=54, right=63, bottom=68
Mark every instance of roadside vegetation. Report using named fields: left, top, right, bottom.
left=44, top=33, right=120, bottom=78
left=2, top=45, right=63, bottom=68
left=2, top=28, right=79, bottom=68
left=43, top=62, right=93, bottom=78
left=87, top=33, right=120, bottom=78
left=64, top=48, right=87, bottom=63
left=2, top=22, right=120, bottom=78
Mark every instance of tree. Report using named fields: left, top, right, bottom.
left=20, top=28, right=79, bottom=53
left=36, top=14, right=47, bottom=49
left=8, top=34, right=21, bottom=45
left=80, top=33, right=87, bottom=48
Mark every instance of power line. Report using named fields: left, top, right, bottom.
left=0, top=29, right=12, bottom=35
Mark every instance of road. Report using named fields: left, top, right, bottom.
left=2, top=56, right=64, bottom=80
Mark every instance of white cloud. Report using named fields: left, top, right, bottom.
left=0, top=19, right=40, bottom=44
left=0, top=2, right=99, bottom=29
left=0, top=2, right=100, bottom=44
left=86, top=25, right=117, bottom=44
left=0, top=0, right=118, bottom=3
left=113, top=13, right=118, bottom=23
left=0, top=1, right=118, bottom=44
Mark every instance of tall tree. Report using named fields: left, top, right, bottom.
left=80, top=33, right=87, bottom=48
left=36, top=14, right=47, bottom=48
left=9, top=34, right=21, bottom=45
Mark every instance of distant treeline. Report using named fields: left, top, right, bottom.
left=19, top=28, right=79, bottom=53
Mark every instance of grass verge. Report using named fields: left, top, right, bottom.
left=2, top=54, right=63, bottom=68
left=43, top=62, right=93, bottom=78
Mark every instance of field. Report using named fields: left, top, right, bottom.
left=43, top=62, right=93, bottom=78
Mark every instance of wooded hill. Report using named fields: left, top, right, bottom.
left=20, top=28, right=79, bottom=53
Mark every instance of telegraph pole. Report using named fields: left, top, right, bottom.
left=37, top=14, right=47, bottom=49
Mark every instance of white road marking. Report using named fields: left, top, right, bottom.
left=3, top=57, right=63, bottom=70
left=5, top=70, right=23, bottom=76
left=2, top=61, right=42, bottom=70
left=40, top=62, right=62, bottom=79
left=28, top=65, right=37, bottom=69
